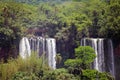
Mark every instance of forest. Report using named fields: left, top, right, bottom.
left=0, top=0, right=120, bottom=80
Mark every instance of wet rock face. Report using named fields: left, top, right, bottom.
left=114, top=44, right=120, bottom=56
left=114, top=43, right=120, bottom=80
left=114, top=56, right=120, bottom=80
left=0, top=47, right=11, bottom=62
left=0, top=48, right=8, bottom=60
left=27, top=28, right=48, bottom=36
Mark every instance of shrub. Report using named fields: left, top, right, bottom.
left=0, top=52, right=47, bottom=80
left=12, top=71, right=39, bottom=80
left=82, top=69, right=114, bottom=80
left=65, top=46, right=96, bottom=70
left=42, top=68, right=78, bottom=80
left=0, top=59, right=18, bottom=80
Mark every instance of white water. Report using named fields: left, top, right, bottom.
left=29, top=37, right=45, bottom=56
left=81, top=38, right=115, bottom=77
left=19, top=37, right=56, bottom=69
left=91, top=39, right=99, bottom=71
left=46, top=38, right=56, bottom=69
left=98, top=39, right=105, bottom=72
left=19, top=37, right=31, bottom=59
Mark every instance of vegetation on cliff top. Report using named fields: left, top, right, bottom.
left=0, top=0, right=119, bottom=79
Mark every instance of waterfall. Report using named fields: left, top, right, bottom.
left=98, top=39, right=105, bottom=72
left=46, top=38, right=56, bottom=69
left=19, top=37, right=56, bottom=69
left=29, top=37, right=45, bottom=56
left=81, top=38, right=115, bottom=77
left=92, top=39, right=100, bottom=71
left=19, top=37, right=31, bottom=59
left=107, top=40, right=115, bottom=77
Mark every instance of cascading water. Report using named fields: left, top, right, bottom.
left=29, top=37, right=45, bottom=56
left=81, top=38, right=115, bottom=77
left=98, top=39, right=105, bottom=72
left=107, top=40, right=115, bottom=77
left=19, top=37, right=56, bottom=69
left=92, top=39, right=99, bottom=71
left=19, top=37, right=31, bottom=59
left=46, top=38, right=56, bottom=69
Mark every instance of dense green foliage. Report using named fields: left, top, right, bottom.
left=64, top=46, right=113, bottom=80
left=0, top=0, right=119, bottom=79
left=0, top=0, right=119, bottom=38
left=82, top=69, right=113, bottom=80
left=0, top=47, right=114, bottom=80
left=65, top=46, right=96, bottom=69
left=0, top=1, right=38, bottom=57
left=12, top=72, right=39, bottom=80
left=0, top=0, right=120, bottom=46
left=99, top=0, right=120, bottom=39
left=42, top=68, right=77, bottom=80
left=0, top=53, right=49, bottom=80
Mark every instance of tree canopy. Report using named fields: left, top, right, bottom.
left=0, top=0, right=118, bottom=79
left=65, top=46, right=96, bottom=69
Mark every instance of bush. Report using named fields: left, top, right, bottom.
left=12, top=71, right=39, bottom=80
left=82, top=69, right=114, bottom=80
left=0, top=53, right=47, bottom=80
left=0, top=59, right=18, bottom=80
left=42, top=68, right=78, bottom=80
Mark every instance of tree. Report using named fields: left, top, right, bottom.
left=75, top=46, right=96, bottom=67
left=64, top=46, right=114, bottom=80
left=65, top=46, right=96, bottom=69
left=0, top=2, right=37, bottom=59
left=99, top=0, right=120, bottom=40
left=64, top=46, right=96, bottom=76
